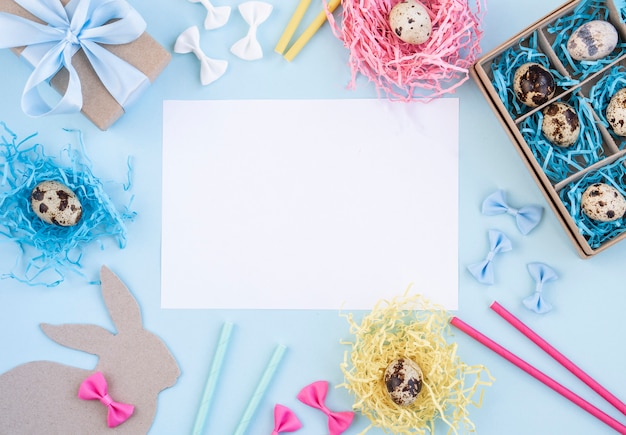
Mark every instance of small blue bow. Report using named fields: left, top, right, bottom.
left=522, top=262, right=558, bottom=314
left=0, top=0, right=149, bottom=117
left=467, top=229, right=512, bottom=285
left=482, top=190, right=543, bottom=235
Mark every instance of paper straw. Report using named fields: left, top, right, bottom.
left=283, top=0, right=341, bottom=61
left=233, top=344, right=287, bottom=435
left=274, top=0, right=312, bottom=54
left=192, top=321, right=234, bottom=435
left=491, top=301, right=626, bottom=415
left=450, top=316, right=626, bottom=434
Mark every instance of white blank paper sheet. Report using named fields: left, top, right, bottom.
left=162, top=99, right=459, bottom=310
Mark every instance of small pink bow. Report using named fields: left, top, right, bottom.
left=271, top=404, right=301, bottom=435
left=297, top=381, right=354, bottom=435
left=78, top=371, right=134, bottom=428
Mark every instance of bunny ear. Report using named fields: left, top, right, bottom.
left=100, top=266, right=143, bottom=334
left=41, top=323, right=115, bottom=355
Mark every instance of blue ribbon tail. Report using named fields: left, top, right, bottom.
left=516, top=205, right=543, bottom=235
left=523, top=294, right=552, bottom=314
left=482, top=190, right=509, bottom=216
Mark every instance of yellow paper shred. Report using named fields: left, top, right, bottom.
left=339, top=292, right=494, bottom=434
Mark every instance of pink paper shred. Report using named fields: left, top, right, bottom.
left=328, top=0, right=485, bottom=101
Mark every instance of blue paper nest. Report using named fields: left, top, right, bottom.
left=0, top=123, right=135, bottom=286
left=547, top=0, right=626, bottom=80
left=587, top=65, right=626, bottom=148
left=490, top=31, right=577, bottom=119
left=559, top=156, right=626, bottom=249
left=519, top=95, right=606, bottom=183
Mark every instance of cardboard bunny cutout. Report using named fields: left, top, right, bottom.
left=0, top=266, right=181, bottom=434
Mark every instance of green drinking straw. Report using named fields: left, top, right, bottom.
left=233, top=343, right=287, bottom=435
left=192, top=321, right=234, bottom=435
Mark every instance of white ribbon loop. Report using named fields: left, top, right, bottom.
left=230, top=1, right=272, bottom=61
left=174, top=26, right=227, bottom=86
left=188, top=0, right=230, bottom=30
left=0, top=0, right=149, bottom=117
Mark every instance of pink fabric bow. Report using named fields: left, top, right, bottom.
left=297, top=381, right=354, bottom=435
left=271, top=404, right=302, bottom=435
left=78, top=371, right=134, bottom=428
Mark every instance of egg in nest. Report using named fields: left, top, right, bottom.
left=31, top=180, right=83, bottom=227
left=339, top=292, right=493, bottom=434
left=331, top=0, right=483, bottom=100
left=388, top=0, right=432, bottom=45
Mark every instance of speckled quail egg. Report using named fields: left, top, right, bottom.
left=606, top=88, right=626, bottom=136
left=581, top=182, right=626, bottom=222
left=388, top=0, right=432, bottom=45
left=566, top=20, right=618, bottom=61
left=384, top=357, right=423, bottom=406
left=541, top=102, right=580, bottom=147
left=513, top=63, right=556, bottom=107
left=30, top=180, right=83, bottom=226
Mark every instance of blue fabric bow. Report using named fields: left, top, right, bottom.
left=0, top=0, right=149, bottom=117
left=467, top=229, right=512, bottom=285
left=482, top=190, right=543, bottom=235
left=523, top=262, right=558, bottom=314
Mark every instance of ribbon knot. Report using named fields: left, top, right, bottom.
left=230, top=1, right=273, bottom=60
left=506, top=206, right=519, bottom=217
left=174, top=26, right=228, bottom=86
left=0, top=0, right=150, bottom=117
left=467, top=229, right=512, bottom=285
left=297, top=381, right=354, bottom=435
left=78, top=371, right=134, bottom=428
left=64, top=28, right=79, bottom=45
left=482, top=190, right=543, bottom=235
left=271, top=404, right=302, bottom=435
left=523, top=262, right=558, bottom=314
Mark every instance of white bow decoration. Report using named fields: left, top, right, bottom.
left=188, top=0, right=231, bottom=30
left=230, top=1, right=273, bottom=61
left=174, top=26, right=228, bottom=86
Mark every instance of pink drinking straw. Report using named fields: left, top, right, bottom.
left=490, top=301, right=626, bottom=415
left=450, top=316, right=626, bottom=434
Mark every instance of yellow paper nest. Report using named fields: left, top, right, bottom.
left=340, top=292, right=493, bottom=434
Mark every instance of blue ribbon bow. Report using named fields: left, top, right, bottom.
left=467, top=229, right=512, bottom=285
left=0, top=0, right=149, bottom=117
left=522, top=262, right=558, bottom=314
left=482, top=190, right=543, bottom=235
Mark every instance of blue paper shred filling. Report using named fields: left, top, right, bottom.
left=559, top=156, right=626, bottom=249
left=547, top=0, right=626, bottom=80
left=519, top=95, right=605, bottom=183
left=491, top=31, right=578, bottom=119
left=0, top=123, right=136, bottom=287
left=586, top=65, right=626, bottom=149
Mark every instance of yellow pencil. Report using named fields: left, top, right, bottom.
left=275, top=0, right=312, bottom=54
left=283, top=0, right=342, bottom=62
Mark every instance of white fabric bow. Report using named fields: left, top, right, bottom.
left=230, top=1, right=273, bottom=60
left=188, top=0, right=231, bottom=30
left=174, top=26, right=228, bottom=86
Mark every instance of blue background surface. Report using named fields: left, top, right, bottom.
left=3, top=0, right=626, bottom=434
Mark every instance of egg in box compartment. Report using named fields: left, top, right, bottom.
left=471, top=0, right=626, bottom=257
left=586, top=62, right=626, bottom=149
left=543, top=0, right=626, bottom=80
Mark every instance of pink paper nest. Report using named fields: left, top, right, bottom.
left=329, top=0, right=485, bottom=100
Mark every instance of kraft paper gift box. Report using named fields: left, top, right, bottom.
left=471, top=0, right=626, bottom=257
left=0, top=0, right=170, bottom=130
